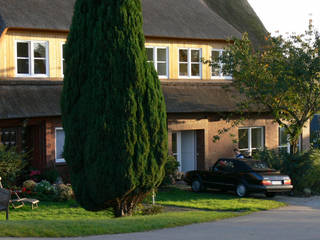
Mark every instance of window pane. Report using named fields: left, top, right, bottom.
left=191, top=64, right=200, bottom=76
left=157, top=48, right=166, bottom=61
left=146, top=48, right=153, bottom=62
left=252, top=128, right=263, bottom=148
left=279, top=127, right=288, bottom=146
left=34, top=59, right=46, bottom=74
left=191, top=50, right=200, bottom=62
left=62, top=44, right=66, bottom=59
left=17, top=42, right=29, bottom=57
left=179, top=49, right=188, bottom=62
left=172, top=133, right=177, bottom=154
left=179, top=63, right=188, bottom=76
left=56, top=130, right=65, bottom=160
left=239, top=129, right=248, bottom=149
left=33, top=43, right=46, bottom=58
left=157, top=63, right=167, bottom=76
left=212, top=66, right=220, bottom=76
left=211, top=50, right=220, bottom=60
left=17, top=59, right=29, bottom=74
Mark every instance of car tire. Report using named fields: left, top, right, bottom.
left=191, top=180, right=202, bottom=193
left=265, top=192, right=276, bottom=198
left=235, top=183, right=247, bottom=197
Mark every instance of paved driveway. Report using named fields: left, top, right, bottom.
left=82, top=196, right=320, bottom=240
left=2, top=196, right=320, bottom=240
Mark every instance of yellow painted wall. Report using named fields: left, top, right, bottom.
left=0, top=29, right=67, bottom=79
left=0, top=29, right=228, bottom=80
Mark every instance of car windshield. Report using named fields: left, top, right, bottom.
left=243, top=160, right=270, bottom=169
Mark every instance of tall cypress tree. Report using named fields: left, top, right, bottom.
left=61, top=0, right=168, bottom=217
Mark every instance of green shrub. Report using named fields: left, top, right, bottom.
left=161, top=155, right=180, bottom=186
left=23, top=179, right=37, bottom=191
left=41, top=168, right=60, bottom=183
left=0, top=144, right=27, bottom=187
left=56, top=184, right=74, bottom=201
left=254, top=148, right=320, bottom=194
left=134, top=204, right=163, bottom=216
left=35, top=180, right=57, bottom=195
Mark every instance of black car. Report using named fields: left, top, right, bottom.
left=184, top=158, right=293, bottom=197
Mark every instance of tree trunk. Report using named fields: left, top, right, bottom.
left=290, top=138, right=299, bottom=154
left=113, top=193, right=147, bottom=217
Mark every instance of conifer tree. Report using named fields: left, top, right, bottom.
left=61, top=0, right=168, bottom=217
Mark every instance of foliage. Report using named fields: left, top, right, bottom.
left=134, top=204, right=163, bottom=216
left=40, top=168, right=60, bottom=184
left=254, top=149, right=320, bottom=194
left=23, top=180, right=37, bottom=191
left=310, top=130, right=320, bottom=149
left=35, top=180, right=57, bottom=195
left=161, top=155, right=180, bottom=186
left=0, top=144, right=28, bottom=187
left=208, top=26, right=320, bottom=153
left=61, top=0, right=168, bottom=217
left=55, top=184, right=74, bottom=201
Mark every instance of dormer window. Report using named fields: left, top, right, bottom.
left=16, top=41, right=49, bottom=77
left=211, top=49, right=232, bottom=80
left=179, top=48, right=202, bottom=79
left=146, top=46, right=169, bottom=78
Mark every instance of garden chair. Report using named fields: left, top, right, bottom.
left=0, top=188, right=11, bottom=220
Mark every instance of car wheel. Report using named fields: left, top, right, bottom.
left=235, top=183, right=247, bottom=197
left=191, top=180, right=202, bottom=192
left=265, top=192, right=276, bottom=198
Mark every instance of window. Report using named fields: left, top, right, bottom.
left=55, top=128, right=65, bottom=163
left=179, top=48, right=201, bottom=78
left=61, top=43, right=66, bottom=77
left=146, top=46, right=168, bottom=78
left=278, top=127, right=301, bottom=153
left=238, top=127, right=264, bottom=155
left=171, top=132, right=182, bottom=171
left=16, top=41, right=49, bottom=77
left=0, top=128, right=17, bottom=148
left=211, top=49, right=232, bottom=79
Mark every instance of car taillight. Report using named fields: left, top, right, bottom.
left=284, top=179, right=291, bottom=185
left=262, top=180, right=272, bottom=186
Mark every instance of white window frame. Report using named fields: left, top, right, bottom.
left=61, top=42, right=66, bottom=77
left=211, top=49, right=232, bottom=80
left=146, top=46, right=169, bottom=79
left=15, top=40, right=49, bottom=77
left=55, top=127, right=66, bottom=163
left=278, top=127, right=302, bottom=153
left=172, top=132, right=182, bottom=172
left=239, top=127, right=264, bottom=155
left=178, top=48, right=202, bottom=79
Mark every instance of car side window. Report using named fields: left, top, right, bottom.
left=215, top=160, right=235, bottom=172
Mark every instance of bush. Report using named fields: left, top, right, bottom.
left=35, top=180, right=56, bottom=195
left=41, top=168, right=60, bottom=183
left=23, top=179, right=37, bottom=191
left=0, top=144, right=27, bottom=187
left=56, top=184, right=73, bottom=201
left=254, top=148, right=320, bottom=195
left=134, top=204, right=163, bottom=216
left=161, top=155, right=180, bottom=186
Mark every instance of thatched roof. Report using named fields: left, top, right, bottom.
left=0, top=0, right=245, bottom=41
left=0, top=80, right=246, bottom=119
left=204, top=0, right=268, bottom=48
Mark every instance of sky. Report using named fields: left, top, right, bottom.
left=247, top=0, right=320, bottom=36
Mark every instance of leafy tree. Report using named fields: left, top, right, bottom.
left=61, top=0, right=168, bottom=217
left=211, top=26, right=320, bottom=154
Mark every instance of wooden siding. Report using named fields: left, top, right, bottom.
left=0, top=29, right=229, bottom=80
left=0, top=29, right=67, bottom=79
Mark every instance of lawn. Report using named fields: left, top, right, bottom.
left=0, top=187, right=286, bottom=237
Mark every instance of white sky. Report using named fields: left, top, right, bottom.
left=247, top=0, right=320, bottom=35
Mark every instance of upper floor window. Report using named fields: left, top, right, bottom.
left=239, top=127, right=264, bottom=155
left=16, top=41, right=49, bottom=77
left=61, top=43, right=66, bottom=77
left=179, top=48, right=202, bottom=78
left=146, top=46, right=169, bottom=78
left=211, top=49, right=232, bottom=80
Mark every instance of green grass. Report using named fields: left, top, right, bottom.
left=0, top=187, right=285, bottom=237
